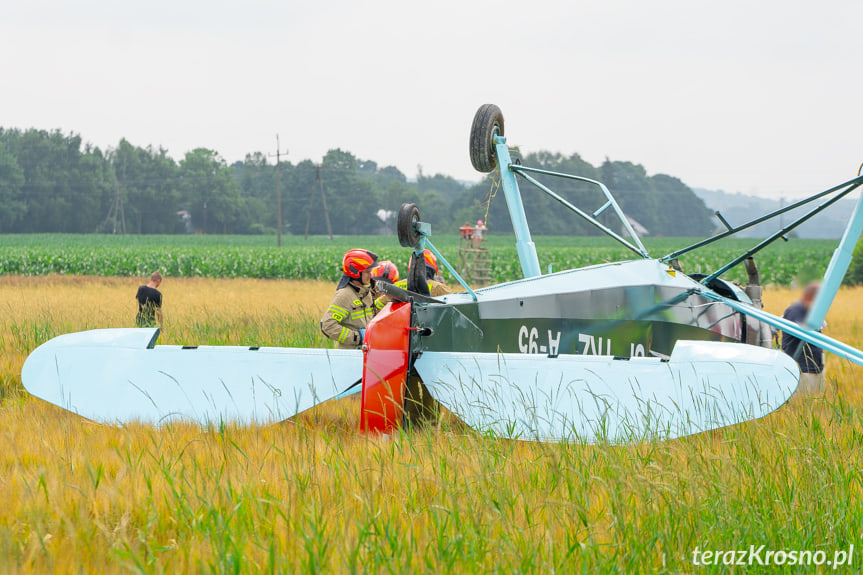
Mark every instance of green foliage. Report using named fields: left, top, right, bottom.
left=0, top=145, right=25, bottom=232
left=113, top=139, right=183, bottom=234
left=0, top=234, right=837, bottom=286
left=0, top=128, right=115, bottom=233
left=179, top=148, right=242, bottom=234
left=0, top=127, right=717, bottom=237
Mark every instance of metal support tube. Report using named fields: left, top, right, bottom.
left=510, top=164, right=649, bottom=257
left=662, top=175, right=863, bottom=262
left=699, top=289, right=863, bottom=367
left=714, top=211, right=733, bottom=231
left=700, top=181, right=863, bottom=284
left=806, top=188, right=863, bottom=330
left=514, top=170, right=646, bottom=258
left=593, top=201, right=612, bottom=218
left=423, top=239, right=477, bottom=301
left=493, top=136, right=541, bottom=278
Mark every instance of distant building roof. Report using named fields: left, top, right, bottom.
left=625, top=215, right=649, bottom=236
left=376, top=209, right=394, bottom=223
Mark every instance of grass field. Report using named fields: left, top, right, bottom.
left=0, top=234, right=839, bottom=287
left=2, top=276, right=863, bottom=573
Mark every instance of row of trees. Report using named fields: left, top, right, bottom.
left=0, top=128, right=714, bottom=236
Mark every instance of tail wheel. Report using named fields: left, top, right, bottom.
left=469, top=104, right=505, bottom=173
left=407, top=251, right=431, bottom=296
left=397, top=203, right=421, bottom=248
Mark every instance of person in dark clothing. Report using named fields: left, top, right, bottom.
left=136, top=271, right=163, bottom=327
left=781, top=282, right=824, bottom=394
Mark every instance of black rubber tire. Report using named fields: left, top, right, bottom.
left=407, top=252, right=431, bottom=296
left=397, top=203, right=421, bottom=247
left=469, top=104, right=505, bottom=173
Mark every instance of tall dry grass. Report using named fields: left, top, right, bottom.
left=1, top=277, right=863, bottom=573
left=0, top=276, right=333, bottom=400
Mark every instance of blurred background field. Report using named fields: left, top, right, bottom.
left=1, top=275, right=863, bottom=573
left=0, top=234, right=839, bottom=287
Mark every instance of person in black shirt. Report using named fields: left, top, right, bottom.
left=781, top=282, right=824, bottom=394
left=136, top=271, right=163, bottom=327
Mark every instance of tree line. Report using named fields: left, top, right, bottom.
left=0, top=127, right=714, bottom=236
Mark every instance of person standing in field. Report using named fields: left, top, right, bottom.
left=321, top=249, right=379, bottom=349
left=781, top=281, right=825, bottom=394
left=135, top=272, right=163, bottom=328
left=472, top=219, right=487, bottom=249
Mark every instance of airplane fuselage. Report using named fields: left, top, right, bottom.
left=412, top=259, right=749, bottom=359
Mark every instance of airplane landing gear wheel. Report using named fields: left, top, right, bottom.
left=407, top=251, right=431, bottom=296
left=398, top=203, right=421, bottom=248
left=469, top=104, right=505, bottom=173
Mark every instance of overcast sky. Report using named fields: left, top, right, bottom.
left=2, top=0, right=861, bottom=199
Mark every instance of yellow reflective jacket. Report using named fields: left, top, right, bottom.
left=394, top=278, right=452, bottom=297
left=320, top=283, right=376, bottom=349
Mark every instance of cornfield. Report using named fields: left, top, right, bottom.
left=0, top=234, right=839, bottom=286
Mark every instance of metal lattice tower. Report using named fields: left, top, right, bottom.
left=457, top=227, right=491, bottom=286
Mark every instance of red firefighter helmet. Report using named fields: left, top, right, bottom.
left=372, top=260, right=399, bottom=283
left=342, top=249, right=378, bottom=278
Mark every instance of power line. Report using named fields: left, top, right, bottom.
left=11, top=163, right=377, bottom=193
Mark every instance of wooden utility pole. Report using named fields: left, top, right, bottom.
left=318, top=166, right=333, bottom=240
left=269, top=135, right=289, bottom=247
left=304, top=164, right=333, bottom=240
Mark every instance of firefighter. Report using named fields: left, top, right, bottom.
left=371, top=260, right=399, bottom=311
left=320, top=249, right=379, bottom=349
left=396, top=249, right=451, bottom=297
left=372, top=260, right=399, bottom=285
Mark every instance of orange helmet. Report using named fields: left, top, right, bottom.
left=372, top=260, right=399, bottom=283
left=342, top=249, right=378, bottom=278
left=408, top=249, right=438, bottom=276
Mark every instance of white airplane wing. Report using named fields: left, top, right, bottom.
left=415, top=341, right=798, bottom=442
left=21, top=328, right=362, bottom=426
